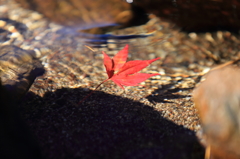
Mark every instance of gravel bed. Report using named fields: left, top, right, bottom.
left=1, top=0, right=240, bottom=158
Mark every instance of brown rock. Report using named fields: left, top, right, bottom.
left=15, top=0, right=134, bottom=29
left=0, top=44, right=45, bottom=158
left=193, top=65, right=240, bottom=159
left=0, top=45, right=45, bottom=100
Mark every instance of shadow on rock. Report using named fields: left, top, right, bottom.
left=0, top=81, right=42, bottom=159
left=20, top=88, right=204, bottom=159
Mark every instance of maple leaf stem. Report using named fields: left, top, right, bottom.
left=78, top=79, right=109, bottom=105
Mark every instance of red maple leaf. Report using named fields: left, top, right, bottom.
left=102, top=44, right=160, bottom=89
left=78, top=45, right=160, bottom=104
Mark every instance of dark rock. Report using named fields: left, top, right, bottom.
left=133, top=0, right=240, bottom=32
left=0, top=80, right=42, bottom=159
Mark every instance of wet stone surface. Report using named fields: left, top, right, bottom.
left=1, top=0, right=240, bottom=159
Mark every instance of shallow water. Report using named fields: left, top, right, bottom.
left=2, top=0, right=240, bottom=159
